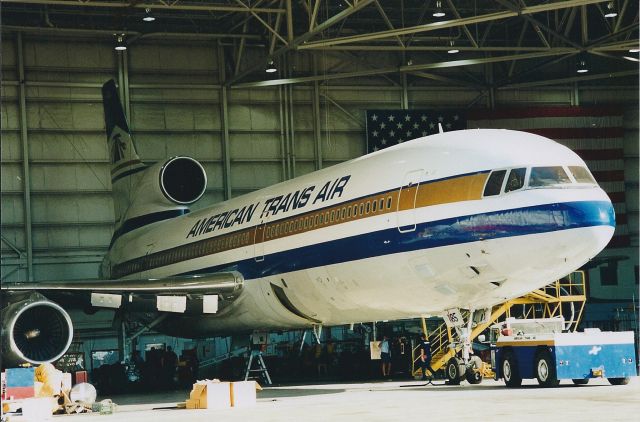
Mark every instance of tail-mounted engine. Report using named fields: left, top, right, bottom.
left=121, top=156, right=207, bottom=220
left=1, top=293, right=74, bottom=368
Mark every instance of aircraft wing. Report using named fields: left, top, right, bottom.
left=1, top=271, right=244, bottom=314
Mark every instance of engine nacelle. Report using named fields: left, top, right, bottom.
left=121, top=156, right=207, bottom=220
left=159, top=156, right=207, bottom=205
left=1, top=294, right=73, bottom=368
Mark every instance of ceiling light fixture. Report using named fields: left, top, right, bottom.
left=433, top=1, right=445, bottom=18
left=114, top=34, right=126, bottom=51
left=629, top=47, right=640, bottom=53
left=265, top=60, right=277, bottom=73
left=143, top=8, right=155, bottom=22
left=604, top=2, right=617, bottom=18
left=576, top=56, right=589, bottom=73
left=447, top=40, right=459, bottom=54
left=623, top=56, right=639, bottom=62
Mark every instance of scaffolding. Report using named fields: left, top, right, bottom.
left=412, top=271, right=587, bottom=378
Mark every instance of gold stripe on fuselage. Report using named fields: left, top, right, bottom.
left=111, top=171, right=489, bottom=278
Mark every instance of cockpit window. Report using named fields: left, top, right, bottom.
left=569, top=166, right=596, bottom=184
left=529, top=166, right=571, bottom=188
left=505, top=168, right=526, bottom=192
left=483, top=170, right=506, bottom=197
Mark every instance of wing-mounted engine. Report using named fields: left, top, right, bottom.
left=122, top=156, right=207, bottom=221
left=1, top=292, right=73, bottom=368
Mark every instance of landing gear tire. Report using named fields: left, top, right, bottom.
left=608, top=377, right=630, bottom=385
left=535, top=350, right=560, bottom=387
left=465, top=356, right=483, bottom=384
left=465, top=369, right=482, bottom=384
left=572, top=379, right=589, bottom=385
left=502, top=350, right=522, bottom=388
left=446, top=358, right=463, bottom=385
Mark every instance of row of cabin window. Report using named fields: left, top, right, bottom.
left=144, top=231, right=252, bottom=269
left=483, top=165, right=596, bottom=197
left=265, top=196, right=394, bottom=239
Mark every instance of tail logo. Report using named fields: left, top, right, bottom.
left=111, top=132, right=127, bottom=164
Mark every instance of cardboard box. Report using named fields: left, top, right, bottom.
left=185, top=398, right=201, bottom=409
left=188, top=381, right=231, bottom=409
left=21, top=397, right=54, bottom=421
left=230, top=381, right=256, bottom=408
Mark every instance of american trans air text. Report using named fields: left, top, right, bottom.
left=186, top=175, right=351, bottom=238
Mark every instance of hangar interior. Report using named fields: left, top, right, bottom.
left=1, top=0, right=639, bottom=384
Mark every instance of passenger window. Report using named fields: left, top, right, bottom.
left=353, top=205, right=358, bottom=217
left=379, top=199, right=384, bottom=210
left=372, top=200, right=377, bottom=212
left=505, top=168, right=526, bottom=192
left=386, top=197, right=392, bottom=209
left=365, top=202, right=370, bottom=214
left=569, top=166, right=596, bottom=184
left=483, top=170, right=506, bottom=197
left=529, top=166, right=571, bottom=187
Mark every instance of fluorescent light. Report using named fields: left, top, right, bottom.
left=629, top=48, right=640, bottom=53
left=433, top=1, right=445, bottom=18
left=623, top=56, right=639, bottom=62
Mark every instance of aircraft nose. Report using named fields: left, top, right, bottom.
left=569, top=197, right=616, bottom=253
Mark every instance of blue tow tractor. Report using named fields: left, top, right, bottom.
left=489, top=317, right=637, bottom=387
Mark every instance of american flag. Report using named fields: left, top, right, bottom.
left=366, top=110, right=466, bottom=153
left=467, top=107, right=630, bottom=250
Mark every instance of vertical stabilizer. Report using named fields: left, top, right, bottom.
left=102, top=80, right=147, bottom=225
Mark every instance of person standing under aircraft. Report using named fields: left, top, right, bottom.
left=419, top=333, right=436, bottom=380
left=380, top=335, right=392, bottom=378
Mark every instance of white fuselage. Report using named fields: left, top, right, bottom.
left=105, top=129, right=615, bottom=337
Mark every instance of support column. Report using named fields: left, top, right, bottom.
left=218, top=42, right=232, bottom=200
left=312, top=81, right=323, bottom=171
left=401, top=73, right=409, bottom=109
left=16, top=33, right=33, bottom=281
left=122, top=51, right=131, bottom=120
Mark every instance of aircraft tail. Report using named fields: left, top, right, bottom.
left=101, top=80, right=207, bottom=237
left=101, top=80, right=147, bottom=225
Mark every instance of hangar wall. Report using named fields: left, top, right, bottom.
left=1, top=35, right=638, bottom=301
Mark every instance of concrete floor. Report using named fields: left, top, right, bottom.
left=8, top=378, right=640, bottom=422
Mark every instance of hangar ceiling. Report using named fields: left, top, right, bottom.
left=2, top=0, right=639, bottom=89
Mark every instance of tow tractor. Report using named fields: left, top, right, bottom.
left=489, top=317, right=637, bottom=387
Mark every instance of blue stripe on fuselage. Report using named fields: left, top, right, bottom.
left=176, top=200, right=614, bottom=280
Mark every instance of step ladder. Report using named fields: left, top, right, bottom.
left=244, top=350, right=272, bottom=385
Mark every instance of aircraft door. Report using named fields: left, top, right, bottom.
left=254, top=218, right=267, bottom=262
left=396, top=169, right=424, bottom=233
left=254, top=197, right=272, bottom=262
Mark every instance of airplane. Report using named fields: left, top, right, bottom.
left=1, top=80, right=615, bottom=379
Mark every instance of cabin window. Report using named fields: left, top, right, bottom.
left=319, top=213, right=324, bottom=224
left=365, top=201, right=370, bottom=214
left=353, top=205, right=358, bottom=217
left=505, top=168, right=526, bottom=193
left=529, top=166, right=571, bottom=188
left=341, top=208, right=346, bottom=220
left=330, top=210, right=335, bottom=222
left=347, top=207, right=352, bottom=218
left=569, top=166, right=596, bottom=184
left=359, top=203, right=364, bottom=215
left=483, top=170, right=506, bottom=197
left=372, top=200, right=378, bottom=213
left=379, top=198, right=384, bottom=210
left=315, top=215, right=320, bottom=226
left=386, top=196, right=392, bottom=209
